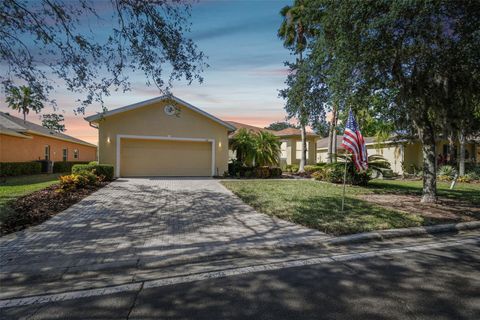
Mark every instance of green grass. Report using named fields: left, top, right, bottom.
left=221, top=179, right=479, bottom=235
left=0, top=174, right=62, bottom=221
left=367, top=180, right=480, bottom=204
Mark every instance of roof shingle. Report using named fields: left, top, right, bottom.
left=0, top=111, right=96, bottom=147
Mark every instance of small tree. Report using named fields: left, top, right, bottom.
left=5, top=85, right=44, bottom=121
left=254, top=131, right=281, bottom=166
left=42, top=113, right=66, bottom=132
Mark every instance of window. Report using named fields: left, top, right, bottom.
left=280, top=142, right=287, bottom=159
left=73, top=149, right=79, bottom=159
left=44, top=145, right=50, bottom=161
left=62, top=148, right=68, bottom=161
left=295, top=141, right=309, bottom=160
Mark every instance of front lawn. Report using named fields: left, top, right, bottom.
left=0, top=174, right=62, bottom=218
left=221, top=180, right=479, bottom=235
left=367, top=180, right=480, bottom=204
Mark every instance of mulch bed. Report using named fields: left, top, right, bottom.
left=359, top=194, right=480, bottom=225
left=0, top=182, right=109, bottom=236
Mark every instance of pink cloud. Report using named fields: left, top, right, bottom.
left=248, top=68, right=291, bottom=77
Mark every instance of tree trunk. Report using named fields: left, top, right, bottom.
left=448, top=131, right=455, bottom=165
left=459, top=129, right=466, bottom=176
left=418, top=122, right=437, bottom=203
left=327, top=106, right=337, bottom=163
left=332, top=112, right=337, bottom=163
left=298, top=124, right=307, bottom=173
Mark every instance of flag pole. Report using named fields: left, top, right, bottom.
left=341, top=153, right=348, bottom=212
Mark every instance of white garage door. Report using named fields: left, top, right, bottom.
left=120, top=138, right=212, bottom=177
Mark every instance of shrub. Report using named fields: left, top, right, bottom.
left=285, top=164, right=299, bottom=173
left=312, top=162, right=371, bottom=186
left=324, top=164, right=346, bottom=184
left=304, top=165, right=323, bottom=174
left=311, top=169, right=327, bottom=181
left=466, top=172, right=479, bottom=181
left=437, top=175, right=452, bottom=182
left=269, top=167, right=283, bottom=178
left=228, top=160, right=243, bottom=177
left=457, top=175, right=471, bottom=183
left=72, top=164, right=114, bottom=181
left=254, top=166, right=271, bottom=179
left=52, top=161, right=89, bottom=173
left=58, top=171, right=98, bottom=192
left=0, top=162, right=42, bottom=176
left=465, top=164, right=480, bottom=180
left=88, top=161, right=98, bottom=165
left=438, top=165, right=456, bottom=178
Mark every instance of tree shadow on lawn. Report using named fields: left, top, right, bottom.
left=237, top=192, right=423, bottom=236
left=366, top=180, right=480, bottom=204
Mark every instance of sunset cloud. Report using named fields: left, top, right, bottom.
left=0, top=0, right=293, bottom=145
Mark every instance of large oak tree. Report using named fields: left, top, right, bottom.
left=0, top=0, right=206, bottom=112
left=305, top=0, right=480, bottom=202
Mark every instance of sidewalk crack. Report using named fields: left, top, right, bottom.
left=126, top=282, right=144, bottom=320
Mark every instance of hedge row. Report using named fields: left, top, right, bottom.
left=53, top=161, right=90, bottom=173
left=228, top=161, right=282, bottom=178
left=0, top=162, right=42, bottom=176
left=72, top=164, right=114, bottom=181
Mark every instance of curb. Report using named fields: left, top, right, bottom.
left=326, top=221, right=480, bottom=245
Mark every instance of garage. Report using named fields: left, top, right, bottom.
left=119, top=137, right=213, bottom=177
left=84, top=95, right=236, bottom=178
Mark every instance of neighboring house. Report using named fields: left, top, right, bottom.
left=84, top=95, right=236, bottom=177
left=317, top=135, right=479, bottom=174
left=0, top=111, right=97, bottom=163
left=227, top=121, right=319, bottom=168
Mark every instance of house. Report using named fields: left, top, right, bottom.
left=227, top=121, right=319, bottom=168
left=316, top=135, right=479, bottom=174
left=0, top=111, right=97, bottom=163
left=84, top=95, right=236, bottom=177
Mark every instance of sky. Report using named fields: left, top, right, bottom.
left=0, top=0, right=294, bottom=145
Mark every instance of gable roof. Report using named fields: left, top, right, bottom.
left=227, top=121, right=273, bottom=137
left=0, top=111, right=97, bottom=147
left=84, top=95, right=236, bottom=131
left=227, top=121, right=318, bottom=139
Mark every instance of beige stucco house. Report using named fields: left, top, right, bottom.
left=317, top=136, right=479, bottom=174
left=85, top=95, right=236, bottom=177
left=227, top=121, right=319, bottom=168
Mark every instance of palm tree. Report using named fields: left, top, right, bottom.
left=230, top=128, right=256, bottom=166
left=253, top=131, right=281, bottom=166
left=337, top=153, right=391, bottom=176
left=5, top=85, right=44, bottom=121
left=278, top=0, right=311, bottom=172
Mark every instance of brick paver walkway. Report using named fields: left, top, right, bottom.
left=0, top=178, right=329, bottom=276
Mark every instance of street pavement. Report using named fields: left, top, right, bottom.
left=1, top=230, right=479, bottom=320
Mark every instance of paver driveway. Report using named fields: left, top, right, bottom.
left=0, top=178, right=329, bottom=276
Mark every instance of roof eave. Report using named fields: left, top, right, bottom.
left=84, top=95, right=237, bottom=132
left=26, top=130, right=97, bottom=148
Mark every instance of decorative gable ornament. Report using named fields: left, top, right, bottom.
left=164, top=104, right=180, bottom=117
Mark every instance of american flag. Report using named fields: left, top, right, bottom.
left=341, top=110, right=368, bottom=171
